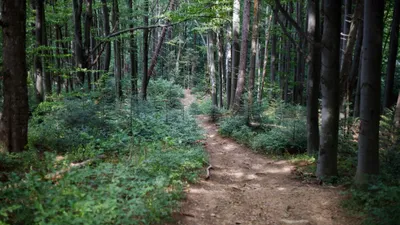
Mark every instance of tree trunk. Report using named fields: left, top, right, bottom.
left=0, top=0, right=29, bottom=153
left=340, top=0, right=363, bottom=103
left=208, top=31, right=217, bottom=107
left=84, top=0, right=93, bottom=90
left=101, top=0, right=111, bottom=73
left=233, top=0, right=250, bottom=112
left=295, top=1, right=305, bottom=105
left=34, top=0, right=45, bottom=102
left=226, top=25, right=232, bottom=107
left=141, top=0, right=149, bottom=100
left=355, top=0, right=385, bottom=185
left=306, top=0, right=321, bottom=155
left=248, top=0, right=260, bottom=116
left=128, top=0, right=138, bottom=96
left=258, top=13, right=273, bottom=106
left=55, top=25, right=63, bottom=94
left=383, top=0, right=400, bottom=109
left=230, top=0, right=241, bottom=109
left=270, top=13, right=278, bottom=83
left=217, top=30, right=225, bottom=108
left=341, top=0, right=353, bottom=64
left=350, top=22, right=364, bottom=117
left=112, top=0, right=122, bottom=99
left=72, top=0, right=85, bottom=85
left=317, top=0, right=341, bottom=178
left=394, top=92, right=400, bottom=128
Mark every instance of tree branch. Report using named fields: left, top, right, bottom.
left=274, top=12, right=306, bottom=55
left=273, top=0, right=307, bottom=40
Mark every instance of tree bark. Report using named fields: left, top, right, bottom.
left=383, top=0, right=400, bottom=109
left=230, top=0, right=241, bottom=109
left=355, top=0, right=385, bottom=185
left=233, top=0, right=250, bottom=113
left=101, top=0, right=111, bottom=73
left=34, top=0, right=45, bottom=102
left=141, top=0, right=149, bottom=100
left=317, top=0, right=341, bottom=178
left=306, top=0, right=321, bottom=155
left=341, top=0, right=353, bottom=65
left=208, top=31, right=218, bottom=107
left=295, top=1, right=305, bottom=105
left=270, top=13, right=278, bottom=83
left=248, top=0, right=260, bottom=116
left=351, top=22, right=364, bottom=117
left=0, top=0, right=29, bottom=153
left=258, top=13, right=273, bottom=106
left=217, top=30, right=225, bottom=108
left=226, top=25, right=232, bottom=107
left=112, top=0, right=122, bottom=99
left=128, top=0, right=138, bottom=96
left=72, top=0, right=85, bottom=85
left=84, top=0, right=93, bottom=90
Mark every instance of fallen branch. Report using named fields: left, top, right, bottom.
left=205, top=165, right=213, bottom=180
left=1, top=155, right=105, bottom=191
left=45, top=155, right=106, bottom=180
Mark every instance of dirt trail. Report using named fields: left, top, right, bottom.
left=173, top=89, right=359, bottom=225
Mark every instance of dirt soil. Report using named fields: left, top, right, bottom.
left=173, top=89, right=359, bottom=225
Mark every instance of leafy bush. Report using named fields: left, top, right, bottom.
left=0, top=78, right=206, bottom=225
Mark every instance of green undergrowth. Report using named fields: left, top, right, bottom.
left=0, top=78, right=207, bottom=225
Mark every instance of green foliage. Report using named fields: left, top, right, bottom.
left=219, top=101, right=307, bottom=154
left=0, top=78, right=206, bottom=225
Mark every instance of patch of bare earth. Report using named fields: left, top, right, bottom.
left=171, top=90, right=359, bottom=225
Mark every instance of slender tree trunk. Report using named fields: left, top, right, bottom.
left=233, top=0, right=251, bottom=112
left=383, top=0, right=400, bottom=109
left=351, top=22, right=364, bottom=117
left=208, top=31, right=218, bottom=107
left=248, top=0, right=260, bottom=116
left=258, top=13, right=273, bottom=106
left=341, top=0, right=353, bottom=65
left=34, top=0, right=45, bottom=102
left=226, top=25, right=232, bottom=107
left=0, top=0, right=29, bottom=153
left=73, top=0, right=85, bottom=85
left=128, top=0, right=138, bottom=96
left=56, top=25, right=63, bottom=94
left=340, top=0, right=363, bottom=103
left=295, top=1, right=305, bottom=105
left=141, top=0, right=149, bottom=100
left=355, top=0, right=385, bottom=185
left=112, top=0, right=122, bottom=99
left=230, top=0, right=241, bottom=108
left=84, top=0, right=93, bottom=90
left=394, top=92, right=400, bottom=128
left=270, top=13, right=278, bottom=83
left=101, top=0, right=111, bottom=73
left=306, top=0, right=321, bottom=155
left=217, top=30, right=225, bottom=108
left=317, top=0, right=341, bottom=178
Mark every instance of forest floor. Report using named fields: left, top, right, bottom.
left=171, top=89, right=360, bottom=225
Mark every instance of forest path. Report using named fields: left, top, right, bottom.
left=173, top=89, right=359, bottom=225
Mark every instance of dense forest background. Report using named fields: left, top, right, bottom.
left=0, top=0, right=400, bottom=224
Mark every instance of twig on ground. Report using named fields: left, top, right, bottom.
left=205, top=165, right=213, bottom=180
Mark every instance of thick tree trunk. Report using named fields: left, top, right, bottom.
left=248, top=0, right=260, bottom=115
left=0, top=0, right=29, bottom=153
left=101, top=0, right=111, bottom=73
left=306, top=0, right=321, bottom=155
left=233, top=0, right=250, bottom=113
left=112, top=0, right=122, bottom=99
left=208, top=31, right=218, bottom=107
left=383, top=0, right=400, bottom=109
left=141, top=0, right=149, bottom=100
left=230, top=0, right=241, bottom=109
left=355, top=0, right=385, bottom=185
left=72, top=0, right=85, bottom=85
left=317, top=0, right=341, bottom=178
